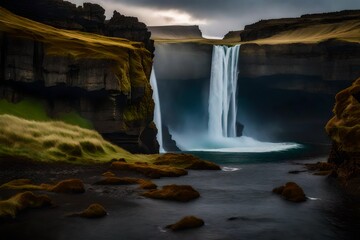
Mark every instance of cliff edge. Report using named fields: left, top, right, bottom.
left=326, top=77, right=360, bottom=196
left=0, top=7, right=159, bottom=153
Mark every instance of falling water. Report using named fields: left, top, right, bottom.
left=208, top=45, right=240, bottom=138
left=150, top=67, right=165, bottom=153
left=165, top=44, right=301, bottom=152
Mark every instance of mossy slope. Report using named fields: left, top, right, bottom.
left=326, top=78, right=360, bottom=152
left=0, top=114, right=154, bottom=163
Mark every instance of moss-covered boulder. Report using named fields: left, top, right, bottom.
left=166, top=216, right=204, bottom=231
left=154, top=153, right=221, bottom=170
left=111, top=161, right=187, bottom=178
left=142, top=184, right=200, bottom=202
left=0, top=191, right=52, bottom=219
left=68, top=203, right=107, bottom=218
left=43, top=179, right=85, bottom=194
left=273, top=182, right=306, bottom=202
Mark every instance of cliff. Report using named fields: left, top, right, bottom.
left=148, top=25, right=203, bottom=40
left=0, top=7, right=159, bottom=153
left=151, top=10, right=360, bottom=144
left=240, top=10, right=360, bottom=43
left=326, top=78, right=360, bottom=196
left=0, top=0, right=154, bottom=53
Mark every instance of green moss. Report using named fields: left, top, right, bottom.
left=0, top=98, right=93, bottom=129
left=58, top=111, right=93, bottom=129
left=0, top=99, right=49, bottom=121
left=0, top=114, right=158, bottom=164
left=326, top=78, right=360, bottom=152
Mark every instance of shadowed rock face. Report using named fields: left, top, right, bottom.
left=0, top=2, right=158, bottom=153
left=237, top=40, right=360, bottom=143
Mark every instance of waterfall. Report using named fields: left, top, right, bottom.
left=150, top=67, right=165, bottom=153
left=160, top=44, right=301, bottom=153
left=208, top=45, right=240, bottom=138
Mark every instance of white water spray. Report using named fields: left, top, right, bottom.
left=150, top=67, right=165, bottom=153
left=209, top=45, right=240, bottom=137
left=170, top=44, right=301, bottom=152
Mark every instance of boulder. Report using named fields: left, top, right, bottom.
left=142, top=184, right=200, bottom=202
left=272, top=182, right=306, bottom=202
left=0, top=191, right=52, bottom=219
left=68, top=203, right=107, bottom=218
left=166, top=216, right=204, bottom=231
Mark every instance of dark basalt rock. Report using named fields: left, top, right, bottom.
left=162, top=125, right=181, bottom=152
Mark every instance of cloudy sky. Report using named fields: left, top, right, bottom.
left=70, top=0, right=360, bottom=37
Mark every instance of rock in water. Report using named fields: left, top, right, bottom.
left=0, top=191, right=52, bottom=219
left=68, top=203, right=107, bottom=218
left=166, top=216, right=204, bottom=231
left=272, top=182, right=306, bottom=202
left=46, top=179, right=85, bottom=193
left=142, top=184, right=200, bottom=202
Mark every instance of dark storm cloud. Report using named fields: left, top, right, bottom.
left=112, top=0, right=360, bottom=17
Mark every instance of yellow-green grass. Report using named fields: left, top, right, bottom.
left=0, top=98, right=92, bottom=129
left=0, top=191, right=52, bottom=219
left=326, top=78, right=360, bottom=152
left=153, top=20, right=360, bottom=45
left=0, top=7, right=152, bottom=94
left=0, top=114, right=156, bottom=164
left=251, top=20, right=360, bottom=45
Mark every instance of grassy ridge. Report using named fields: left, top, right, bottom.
left=0, top=7, right=152, bottom=95
left=0, top=114, right=156, bottom=164
left=152, top=19, right=360, bottom=45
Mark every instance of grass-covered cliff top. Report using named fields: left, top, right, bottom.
left=151, top=15, right=360, bottom=45
left=251, top=20, right=360, bottom=45
left=0, top=7, right=152, bottom=94
left=0, top=114, right=156, bottom=164
left=326, top=78, right=360, bottom=152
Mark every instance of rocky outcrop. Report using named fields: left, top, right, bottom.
left=149, top=25, right=203, bottom=40
left=166, top=216, right=204, bottom=231
left=0, top=7, right=158, bottom=153
left=162, top=126, right=181, bottom=151
left=0, top=0, right=154, bottom=53
left=273, top=182, right=306, bottom=202
left=326, top=78, right=360, bottom=196
left=240, top=10, right=360, bottom=42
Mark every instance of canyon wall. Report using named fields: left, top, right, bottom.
left=238, top=40, right=360, bottom=143
left=152, top=9, right=360, bottom=144
left=0, top=2, right=158, bottom=153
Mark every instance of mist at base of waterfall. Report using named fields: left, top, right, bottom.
left=170, top=130, right=301, bottom=153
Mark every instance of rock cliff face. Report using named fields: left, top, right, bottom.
left=239, top=10, right=360, bottom=42
left=0, top=6, right=158, bottom=153
left=0, top=0, right=154, bottom=53
left=152, top=9, right=360, bottom=144
left=238, top=40, right=360, bottom=143
left=326, top=78, right=360, bottom=196
left=148, top=25, right=203, bottom=40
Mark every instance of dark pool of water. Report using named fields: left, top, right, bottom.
left=1, top=144, right=359, bottom=240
